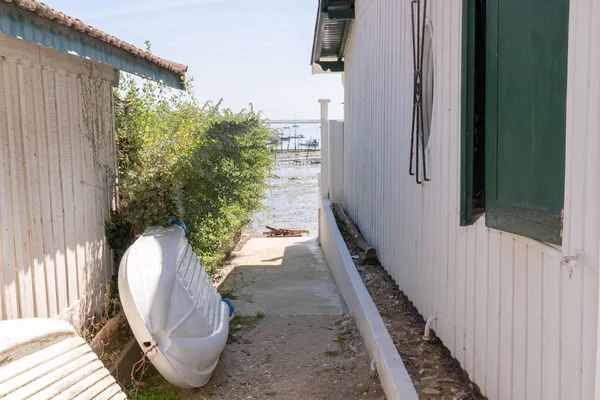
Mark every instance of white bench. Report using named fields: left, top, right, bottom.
left=0, top=318, right=127, bottom=399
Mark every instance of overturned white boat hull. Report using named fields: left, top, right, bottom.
left=119, top=225, right=229, bottom=388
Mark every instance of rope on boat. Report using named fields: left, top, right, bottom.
left=131, top=343, right=158, bottom=387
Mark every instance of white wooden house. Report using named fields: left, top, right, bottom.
left=0, top=0, right=186, bottom=330
left=313, top=1, right=600, bottom=399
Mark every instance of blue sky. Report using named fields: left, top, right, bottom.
left=46, top=0, right=344, bottom=120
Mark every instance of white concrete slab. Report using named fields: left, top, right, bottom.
left=221, top=237, right=347, bottom=316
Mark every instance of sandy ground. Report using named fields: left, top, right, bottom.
left=180, top=315, right=383, bottom=400
left=180, top=237, right=383, bottom=400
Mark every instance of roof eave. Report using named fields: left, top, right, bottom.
left=310, top=0, right=354, bottom=75
left=310, top=10, right=325, bottom=67
left=0, top=1, right=186, bottom=89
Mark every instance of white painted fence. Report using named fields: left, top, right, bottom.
left=318, top=118, right=344, bottom=205
left=0, top=34, right=115, bottom=329
left=319, top=1, right=600, bottom=399
left=319, top=99, right=330, bottom=200
left=328, top=121, right=344, bottom=205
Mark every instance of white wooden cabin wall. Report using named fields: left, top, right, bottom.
left=340, top=1, right=599, bottom=399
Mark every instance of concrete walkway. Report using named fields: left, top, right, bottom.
left=220, top=237, right=346, bottom=316
left=180, top=237, right=384, bottom=400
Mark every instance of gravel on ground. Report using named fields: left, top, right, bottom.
left=333, top=208, right=487, bottom=400
left=180, top=314, right=384, bottom=400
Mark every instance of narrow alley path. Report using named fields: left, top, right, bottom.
left=180, top=237, right=383, bottom=400
left=176, top=163, right=384, bottom=399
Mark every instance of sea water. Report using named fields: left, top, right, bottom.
left=270, top=123, right=321, bottom=150
left=249, top=163, right=320, bottom=238
left=247, top=122, right=322, bottom=237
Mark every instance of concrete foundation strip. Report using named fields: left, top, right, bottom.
left=319, top=198, right=419, bottom=400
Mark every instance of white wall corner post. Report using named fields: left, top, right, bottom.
left=319, top=99, right=331, bottom=200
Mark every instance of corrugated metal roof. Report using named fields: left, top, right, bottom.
left=0, top=0, right=187, bottom=88
left=311, top=0, right=354, bottom=74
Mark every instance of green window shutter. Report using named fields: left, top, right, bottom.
left=485, top=0, right=569, bottom=244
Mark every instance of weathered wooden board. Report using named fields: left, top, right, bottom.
left=0, top=318, right=126, bottom=399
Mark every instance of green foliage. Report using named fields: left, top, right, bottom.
left=230, top=314, right=257, bottom=326
left=104, top=277, right=122, bottom=319
left=105, top=210, right=133, bottom=267
left=357, top=384, right=371, bottom=395
left=202, top=385, right=218, bottom=396
left=112, top=75, right=273, bottom=272
left=128, top=364, right=180, bottom=400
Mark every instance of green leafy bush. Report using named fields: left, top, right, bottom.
left=109, top=75, right=273, bottom=272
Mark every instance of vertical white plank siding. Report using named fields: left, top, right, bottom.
left=337, top=1, right=599, bottom=398
left=329, top=121, right=345, bottom=205
left=0, top=34, right=115, bottom=329
left=564, top=3, right=600, bottom=400
left=21, top=60, right=49, bottom=318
